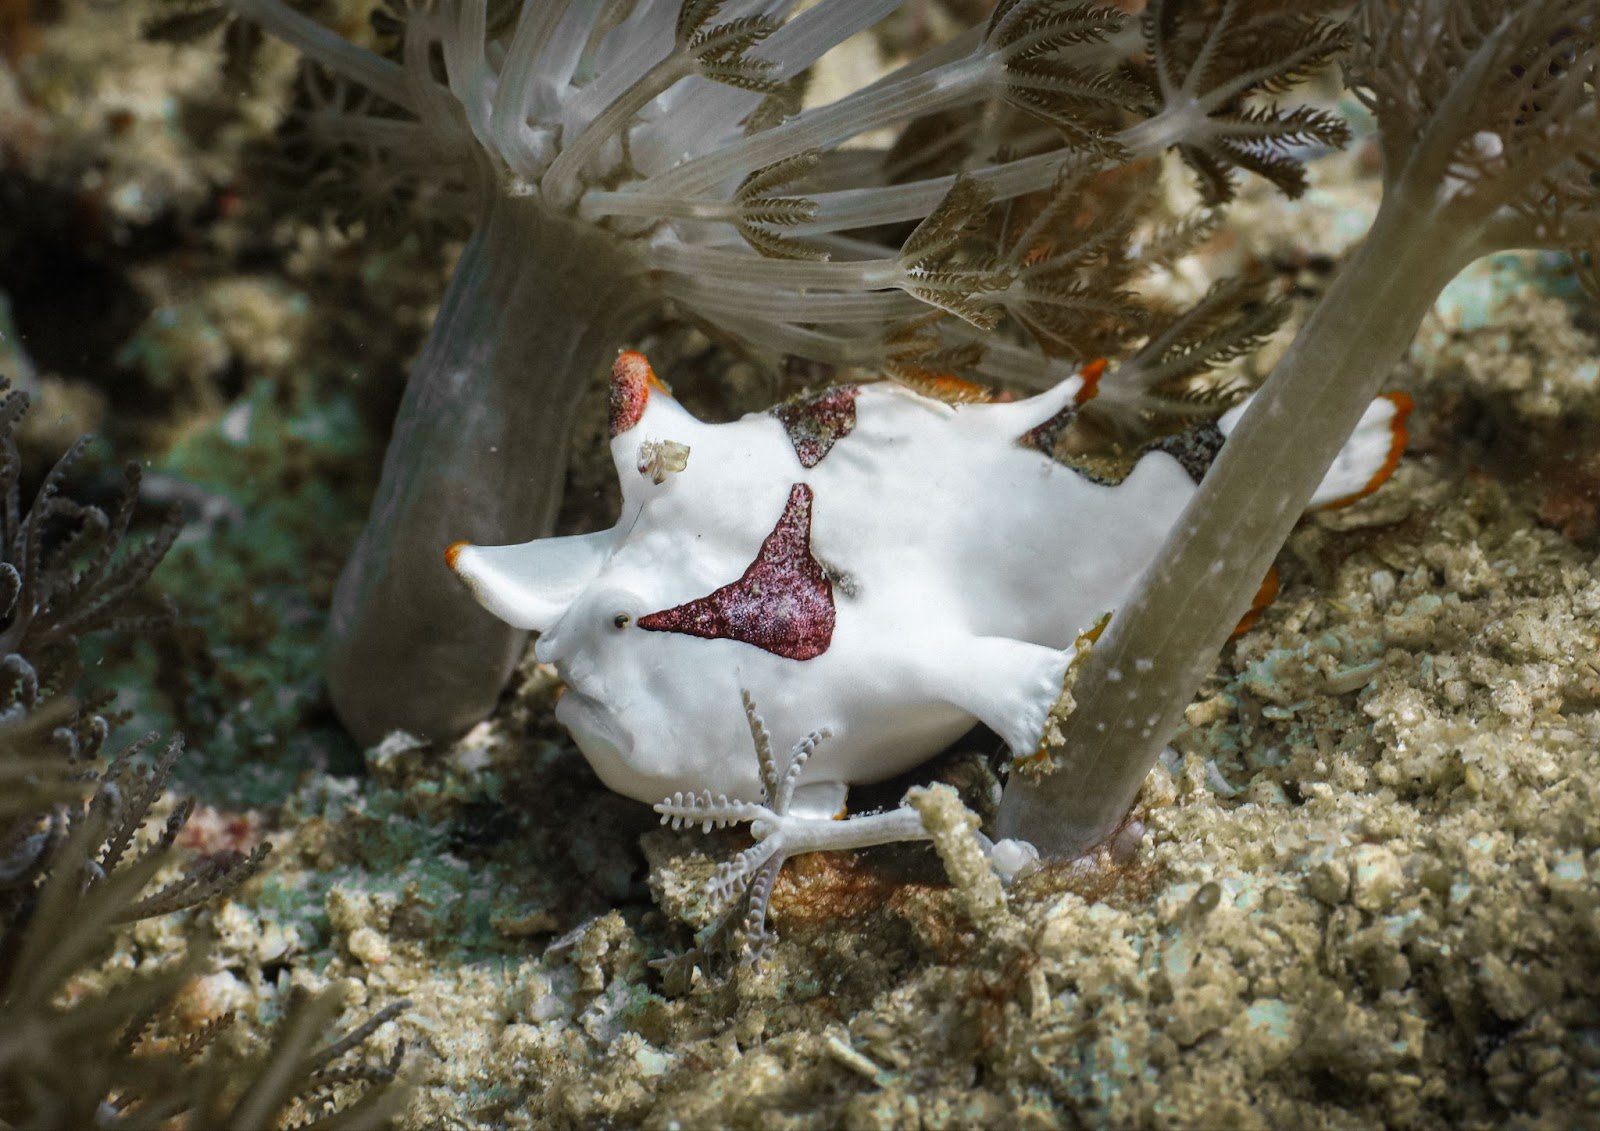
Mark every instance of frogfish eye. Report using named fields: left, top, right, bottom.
left=612, top=612, right=631, bottom=629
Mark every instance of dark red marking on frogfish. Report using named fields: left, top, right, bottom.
left=638, top=483, right=834, bottom=660
left=1017, top=357, right=1109, bottom=457
left=1017, top=400, right=1080, bottom=458
left=609, top=350, right=668, bottom=437
left=772, top=385, right=859, bottom=468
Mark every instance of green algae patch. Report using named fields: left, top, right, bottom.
left=153, top=379, right=372, bottom=801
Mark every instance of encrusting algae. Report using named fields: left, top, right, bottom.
left=0, top=0, right=1597, bottom=1127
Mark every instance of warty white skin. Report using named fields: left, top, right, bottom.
left=452, top=368, right=1400, bottom=817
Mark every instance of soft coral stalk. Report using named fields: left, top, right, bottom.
left=999, top=0, right=1600, bottom=856
left=327, top=194, right=652, bottom=743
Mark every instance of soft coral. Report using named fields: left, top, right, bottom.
left=1001, top=0, right=1600, bottom=856
left=195, top=0, right=1349, bottom=744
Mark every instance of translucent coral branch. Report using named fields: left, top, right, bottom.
left=646, top=241, right=897, bottom=289
left=541, top=47, right=697, bottom=206
left=688, top=314, right=888, bottom=369
left=542, top=1, right=813, bottom=205
left=636, top=28, right=991, bottom=202
left=999, top=0, right=1600, bottom=858
left=223, top=0, right=414, bottom=111
left=789, top=147, right=1070, bottom=234
left=630, top=0, right=909, bottom=174
left=788, top=80, right=1320, bottom=233
left=761, top=0, right=903, bottom=80
left=658, top=273, right=924, bottom=322
left=442, top=0, right=492, bottom=138
left=487, top=0, right=573, bottom=175
left=566, top=1, right=800, bottom=127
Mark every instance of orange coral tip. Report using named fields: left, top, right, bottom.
left=1230, top=566, right=1280, bottom=638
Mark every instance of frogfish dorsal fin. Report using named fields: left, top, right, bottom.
left=1305, top=391, right=1413, bottom=509
left=638, top=483, right=834, bottom=660
left=1017, top=355, right=1229, bottom=487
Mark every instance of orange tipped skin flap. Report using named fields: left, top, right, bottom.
left=608, top=349, right=670, bottom=437
left=1073, top=357, right=1108, bottom=406
left=1231, top=566, right=1280, bottom=639
left=1316, top=391, right=1414, bottom=511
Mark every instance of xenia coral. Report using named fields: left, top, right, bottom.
left=192, top=0, right=1351, bottom=743
left=654, top=691, right=935, bottom=966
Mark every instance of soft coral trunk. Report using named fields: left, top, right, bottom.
left=1000, top=0, right=1600, bottom=856
left=328, top=192, right=648, bottom=744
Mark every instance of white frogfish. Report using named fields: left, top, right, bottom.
left=448, top=351, right=1408, bottom=818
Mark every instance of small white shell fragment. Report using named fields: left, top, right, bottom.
left=988, top=838, right=1042, bottom=882
left=636, top=438, right=690, bottom=484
